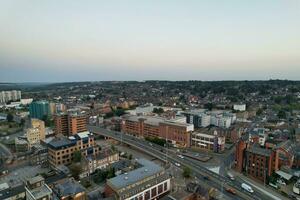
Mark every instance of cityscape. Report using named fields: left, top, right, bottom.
left=1, top=1, right=300, bottom=200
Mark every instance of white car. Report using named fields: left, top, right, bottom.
left=277, top=179, right=286, bottom=185
left=178, top=155, right=184, bottom=159
left=175, top=162, right=181, bottom=167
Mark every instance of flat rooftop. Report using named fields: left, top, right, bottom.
left=47, top=137, right=76, bottom=149
left=107, top=158, right=163, bottom=190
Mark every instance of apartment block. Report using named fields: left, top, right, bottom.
left=47, top=131, right=99, bottom=167
left=0, top=90, right=21, bottom=104
left=183, top=109, right=236, bottom=129
left=26, top=119, right=46, bottom=147
left=54, top=112, right=88, bottom=136
left=29, top=101, right=50, bottom=119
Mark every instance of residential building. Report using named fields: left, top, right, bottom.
left=26, top=119, right=46, bottom=146
left=183, top=109, right=236, bottom=129
left=81, top=148, right=119, bottom=177
left=233, top=104, right=246, bottom=111
left=49, top=103, right=66, bottom=115
left=25, top=175, right=52, bottom=200
left=245, top=145, right=276, bottom=183
left=47, top=131, right=99, bottom=167
left=234, top=138, right=295, bottom=183
left=15, top=136, right=30, bottom=152
left=191, top=131, right=225, bottom=153
left=0, top=184, right=26, bottom=200
left=54, top=112, right=87, bottom=136
left=104, top=158, right=170, bottom=200
left=30, top=144, right=48, bottom=166
left=183, top=109, right=211, bottom=128
left=29, top=101, right=50, bottom=119
left=0, top=90, right=21, bottom=104
left=52, top=178, right=87, bottom=200
left=121, top=115, right=194, bottom=147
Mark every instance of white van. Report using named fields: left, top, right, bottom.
left=227, top=172, right=235, bottom=180
left=241, top=183, right=254, bottom=193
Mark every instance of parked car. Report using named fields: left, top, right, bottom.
left=277, top=179, right=286, bottom=185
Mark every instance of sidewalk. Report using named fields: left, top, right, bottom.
left=230, top=170, right=290, bottom=200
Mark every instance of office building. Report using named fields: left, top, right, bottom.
left=122, top=115, right=194, bottom=147
left=29, top=101, right=50, bottom=119
left=0, top=90, right=21, bottom=104
left=105, top=158, right=170, bottom=200
left=54, top=112, right=88, bottom=136
left=191, top=131, right=225, bottom=153
left=25, top=175, right=52, bottom=200
left=47, top=131, right=99, bottom=167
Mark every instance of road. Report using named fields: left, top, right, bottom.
left=88, top=125, right=272, bottom=200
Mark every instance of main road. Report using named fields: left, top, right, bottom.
left=88, top=125, right=272, bottom=200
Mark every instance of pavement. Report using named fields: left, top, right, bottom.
left=0, top=142, right=12, bottom=159
left=230, top=170, right=290, bottom=200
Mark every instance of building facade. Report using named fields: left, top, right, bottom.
left=26, top=119, right=46, bottom=146
left=47, top=131, right=99, bottom=167
left=0, top=90, right=21, bottom=104
left=191, top=131, right=225, bottom=153
left=105, top=159, right=170, bottom=200
left=25, top=176, right=52, bottom=200
left=54, top=112, right=88, bottom=136
left=81, top=149, right=119, bottom=177
left=121, top=115, right=194, bottom=147
left=29, top=101, right=50, bottom=119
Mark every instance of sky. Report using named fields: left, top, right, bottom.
left=0, top=0, right=300, bottom=82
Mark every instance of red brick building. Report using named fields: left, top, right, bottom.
left=54, top=112, right=88, bottom=136
left=121, top=115, right=194, bottom=147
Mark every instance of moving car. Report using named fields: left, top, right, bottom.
left=226, top=187, right=237, bottom=195
left=241, top=183, right=254, bottom=193
left=227, top=172, right=235, bottom=180
left=175, top=162, right=181, bottom=167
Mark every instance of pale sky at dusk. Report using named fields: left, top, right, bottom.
left=0, top=0, right=300, bottom=82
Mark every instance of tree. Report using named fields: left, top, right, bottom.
left=42, top=115, right=53, bottom=127
left=182, top=166, right=192, bottom=178
left=153, top=107, right=164, bottom=114
left=204, top=103, right=213, bottom=111
left=73, top=150, right=82, bottom=163
left=114, top=108, right=126, bottom=117
left=278, top=110, right=286, bottom=119
left=69, top=163, right=82, bottom=180
left=256, top=108, right=263, bottom=116
left=6, top=113, right=14, bottom=122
